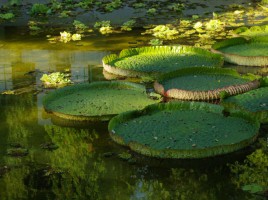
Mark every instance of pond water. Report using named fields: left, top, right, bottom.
left=0, top=27, right=267, bottom=200
left=0, top=2, right=268, bottom=198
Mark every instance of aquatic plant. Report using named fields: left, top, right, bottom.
left=212, top=36, right=268, bottom=66
left=73, top=20, right=88, bottom=33
left=43, top=81, right=161, bottom=121
left=142, top=25, right=179, bottom=40
left=229, top=138, right=268, bottom=195
left=148, top=39, right=163, bottom=46
left=167, top=3, right=185, bottom=13
left=234, top=25, right=268, bottom=37
left=8, top=0, right=21, bottom=6
left=30, top=4, right=49, bottom=15
left=154, top=67, right=260, bottom=100
left=121, top=20, right=136, bottom=31
left=104, top=0, right=122, bottom=12
left=205, top=19, right=224, bottom=31
left=132, top=2, right=145, bottom=8
left=108, top=101, right=260, bottom=159
left=102, top=46, right=224, bottom=78
left=40, top=72, right=72, bottom=88
left=222, top=86, right=268, bottom=123
left=0, top=13, right=15, bottom=20
left=94, top=20, right=114, bottom=34
left=147, top=8, right=157, bottom=15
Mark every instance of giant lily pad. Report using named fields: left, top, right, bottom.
left=222, top=87, right=268, bottom=123
left=234, top=25, right=268, bottom=37
left=154, top=67, right=260, bottom=100
left=211, top=36, right=268, bottom=67
left=102, top=46, right=224, bottom=78
left=108, top=101, right=259, bottom=159
left=43, top=81, right=161, bottom=121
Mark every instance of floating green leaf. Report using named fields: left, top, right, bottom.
left=222, top=87, right=268, bottom=123
left=109, top=101, right=259, bottom=159
left=154, top=67, right=260, bottom=100
left=212, top=36, right=268, bottom=66
left=43, top=81, right=161, bottom=121
left=103, top=46, right=224, bottom=78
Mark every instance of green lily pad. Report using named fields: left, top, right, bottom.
left=109, top=101, right=259, bottom=159
left=235, top=25, right=268, bottom=37
left=102, top=46, right=224, bottom=78
left=154, top=67, right=260, bottom=100
left=222, top=87, right=268, bottom=123
left=43, top=81, right=161, bottom=121
left=211, top=36, right=268, bottom=66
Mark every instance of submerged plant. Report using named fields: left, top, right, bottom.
left=40, top=72, right=71, bottom=88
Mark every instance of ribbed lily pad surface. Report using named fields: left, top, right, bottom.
left=103, top=46, right=224, bottom=78
left=154, top=67, right=260, bottom=100
left=109, top=102, right=259, bottom=159
left=43, top=81, right=161, bottom=121
left=222, top=87, right=268, bottom=123
left=211, top=36, right=268, bottom=66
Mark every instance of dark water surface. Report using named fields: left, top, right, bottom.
left=0, top=28, right=267, bottom=200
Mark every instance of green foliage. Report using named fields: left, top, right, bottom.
left=147, top=8, right=157, bottom=15
left=30, top=4, right=49, bottom=15
left=133, top=2, right=145, bottom=8
left=229, top=139, right=268, bottom=194
left=0, top=13, right=15, bottom=20
left=94, top=20, right=111, bottom=29
left=104, top=0, right=122, bottom=12
left=73, top=20, right=88, bottom=32
left=149, top=39, right=163, bottom=46
left=167, top=3, right=185, bottom=13
left=235, top=25, right=268, bottom=37
left=143, top=25, right=179, bottom=40
left=75, top=0, right=94, bottom=9
left=121, top=20, right=136, bottom=31
left=8, top=0, right=21, bottom=6
left=40, top=72, right=71, bottom=88
left=94, top=20, right=114, bottom=34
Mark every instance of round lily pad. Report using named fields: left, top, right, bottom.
left=108, top=102, right=259, bottom=159
left=222, top=87, right=268, bottom=123
left=154, top=67, right=260, bottom=100
left=102, top=46, right=224, bottom=78
left=211, top=36, right=268, bottom=67
left=43, top=81, right=161, bottom=121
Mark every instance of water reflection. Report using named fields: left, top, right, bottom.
left=0, top=48, right=108, bottom=92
